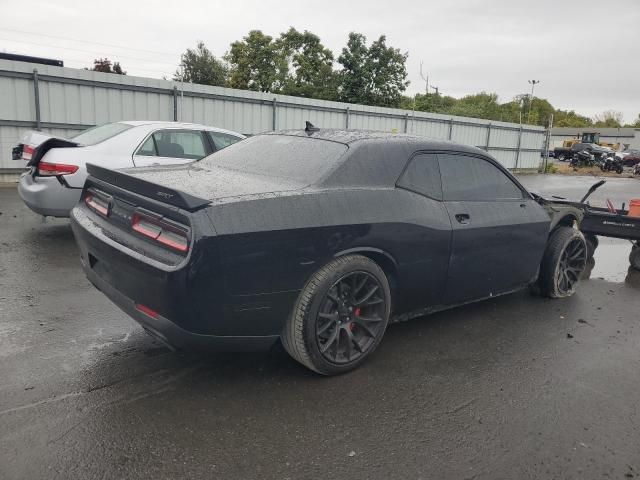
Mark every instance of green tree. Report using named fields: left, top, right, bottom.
left=553, top=109, right=593, bottom=127
left=277, top=28, right=337, bottom=100
left=593, top=110, right=624, bottom=128
left=174, top=41, right=227, bottom=86
left=625, top=114, right=640, bottom=128
left=449, top=92, right=502, bottom=120
left=91, top=58, right=126, bottom=75
left=225, top=30, right=286, bottom=92
left=411, top=92, right=457, bottom=114
left=337, top=33, right=409, bottom=107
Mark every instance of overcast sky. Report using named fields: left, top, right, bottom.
left=2, top=0, right=639, bottom=123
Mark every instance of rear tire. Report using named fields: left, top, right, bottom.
left=282, top=255, right=391, bottom=375
left=630, top=244, right=640, bottom=271
left=537, top=227, right=587, bottom=298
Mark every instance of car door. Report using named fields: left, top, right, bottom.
left=132, top=129, right=211, bottom=167
left=438, top=152, right=549, bottom=305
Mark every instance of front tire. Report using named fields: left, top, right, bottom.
left=537, top=227, right=588, bottom=298
left=585, top=234, right=598, bottom=258
left=282, top=255, right=391, bottom=375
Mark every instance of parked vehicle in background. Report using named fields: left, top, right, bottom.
left=14, top=121, right=245, bottom=217
left=570, top=149, right=598, bottom=168
left=556, top=140, right=615, bottom=162
left=553, top=132, right=622, bottom=161
left=553, top=143, right=573, bottom=161
left=570, top=142, right=612, bottom=157
left=619, top=150, right=640, bottom=167
left=70, top=127, right=588, bottom=375
left=600, top=154, right=624, bottom=174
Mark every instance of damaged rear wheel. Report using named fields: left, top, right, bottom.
left=537, top=227, right=588, bottom=298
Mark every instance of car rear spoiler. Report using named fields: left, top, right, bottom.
left=86, top=163, right=211, bottom=211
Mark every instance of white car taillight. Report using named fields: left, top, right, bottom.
left=22, top=145, right=35, bottom=161
left=37, top=162, right=79, bottom=176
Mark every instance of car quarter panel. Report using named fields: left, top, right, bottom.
left=204, top=188, right=453, bottom=319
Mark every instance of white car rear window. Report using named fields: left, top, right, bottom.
left=71, top=123, right=133, bottom=146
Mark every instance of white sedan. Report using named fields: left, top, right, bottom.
left=15, top=121, right=245, bottom=217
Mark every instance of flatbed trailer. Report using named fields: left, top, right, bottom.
left=543, top=180, right=640, bottom=270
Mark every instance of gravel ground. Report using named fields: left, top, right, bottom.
left=0, top=175, right=639, bottom=480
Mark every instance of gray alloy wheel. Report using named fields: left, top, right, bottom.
left=537, top=227, right=588, bottom=298
left=282, top=255, right=391, bottom=375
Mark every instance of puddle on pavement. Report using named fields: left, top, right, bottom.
left=582, top=236, right=640, bottom=286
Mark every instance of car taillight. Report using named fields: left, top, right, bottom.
left=84, top=193, right=110, bottom=216
left=135, top=303, right=160, bottom=319
left=22, top=145, right=35, bottom=161
left=38, top=161, right=79, bottom=176
left=132, top=211, right=189, bottom=253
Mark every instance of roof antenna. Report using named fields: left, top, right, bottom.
left=305, top=121, right=320, bottom=134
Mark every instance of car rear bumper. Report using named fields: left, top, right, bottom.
left=18, top=172, right=80, bottom=217
left=81, top=262, right=279, bottom=351
left=71, top=208, right=280, bottom=352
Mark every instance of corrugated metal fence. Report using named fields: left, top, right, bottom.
left=0, top=59, right=546, bottom=173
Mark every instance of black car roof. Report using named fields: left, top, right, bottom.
left=266, top=128, right=414, bottom=144
left=264, top=128, right=473, bottom=148
left=264, top=128, right=485, bottom=155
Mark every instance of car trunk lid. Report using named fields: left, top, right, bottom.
left=79, top=162, right=303, bottom=265
left=13, top=130, right=80, bottom=165
left=100, top=162, right=305, bottom=204
left=86, top=163, right=211, bottom=211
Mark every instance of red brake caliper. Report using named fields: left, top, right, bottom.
left=351, top=308, right=361, bottom=331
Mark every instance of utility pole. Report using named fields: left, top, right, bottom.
left=527, top=79, right=540, bottom=124
left=419, top=61, right=428, bottom=95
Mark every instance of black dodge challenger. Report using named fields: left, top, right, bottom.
left=70, top=128, right=587, bottom=375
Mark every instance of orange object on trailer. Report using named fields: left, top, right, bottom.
left=629, top=199, right=640, bottom=218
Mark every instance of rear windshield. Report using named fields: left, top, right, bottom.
left=198, top=135, right=348, bottom=183
left=71, top=123, right=133, bottom=146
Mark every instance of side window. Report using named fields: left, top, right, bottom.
left=208, top=131, right=242, bottom=151
left=396, top=153, right=442, bottom=200
left=438, top=153, right=523, bottom=201
left=152, top=130, right=207, bottom=160
left=136, top=136, right=156, bottom=156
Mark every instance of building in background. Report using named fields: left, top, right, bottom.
left=550, top=127, right=640, bottom=151
left=0, top=52, right=63, bottom=67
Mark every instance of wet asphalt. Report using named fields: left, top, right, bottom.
left=0, top=175, right=639, bottom=480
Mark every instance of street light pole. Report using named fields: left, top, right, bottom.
left=419, top=61, right=428, bottom=95
left=527, top=80, right=540, bottom=124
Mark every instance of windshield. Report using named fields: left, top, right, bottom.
left=71, top=123, right=133, bottom=146
left=199, top=135, right=348, bottom=183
